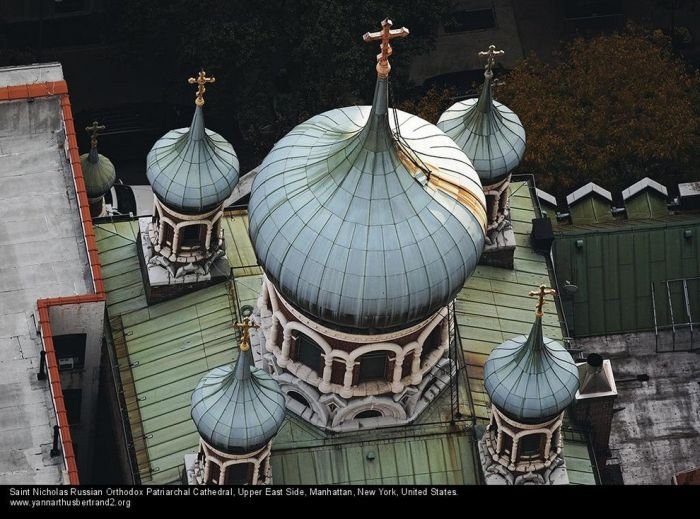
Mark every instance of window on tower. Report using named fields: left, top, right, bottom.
left=181, top=224, right=203, bottom=248
left=357, top=351, right=388, bottom=383
left=293, top=332, right=323, bottom=375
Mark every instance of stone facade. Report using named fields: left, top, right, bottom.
left=250, top=276, right=456, bottom=432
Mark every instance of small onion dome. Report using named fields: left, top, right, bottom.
left=437, top=67, right=525, bottom=186
left=80, top=146, right=116, bottom=202
left=249, top=75, right=486, bottom=334
left=146, top=105, right=239, bottom=213
left=191, top=337, right=285, bottom=454
left=483, top=314, right=579, bottom=423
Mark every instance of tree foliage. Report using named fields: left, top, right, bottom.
left=497, top=25, right=700, bottom=196
left=107, top=0, right=451, bottom=170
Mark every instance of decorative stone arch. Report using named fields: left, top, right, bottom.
left=277, top=373, right=329, bottom=428
left=331, top=396, right=407, bottom=429
left=485, top=405, right=565, bottom=473
left=195, top=440, right=273, bottom=485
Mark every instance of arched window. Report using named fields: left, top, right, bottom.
left=292, top=332, right=323, bottom=375
left=356, top=351, right=388, bottom=383
left=519, top=434, right=544, bottom=458
left=225, top=462, right=253, bottom=485
left=181, top=224, right=204, bottom=248
left=287, top=391, right=309, bottom=408
left=355, top=410, right=383, bottom=419
left=420, top=325, right=442, bottom=364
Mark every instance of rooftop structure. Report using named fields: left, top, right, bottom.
left=0, top=63, right=105, bottom=484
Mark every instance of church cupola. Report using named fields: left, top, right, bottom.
left=438, top=46, right=526, bottom=269
left=138, top=70, right=239, bottom=304
left=186, top=319, right=286, bottom=485
left=248, top=19, right=486, bottom=432
left=80, top=121, right=116, bottom=218
left=479, top=285, right=579, bottom=485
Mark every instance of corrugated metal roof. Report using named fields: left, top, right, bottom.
left=554, top=215, right=700, bottom=337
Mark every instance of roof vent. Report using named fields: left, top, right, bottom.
left=622, top=178, right=668, bottom=219
left=566, top=182, right=613, bottom=224
left=679, top=182, right=700, bottom=211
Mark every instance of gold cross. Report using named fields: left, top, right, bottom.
left=234, top=317, right=259, bottom=352
left=478, top=44, right=504, bottom=74
left=85, top=121, right=105, bottom=149
left=187, top=70, right=216, bottom=107
left=363, top=18, right=409, bottom=78
left=529, top=285, right=557, bottom=317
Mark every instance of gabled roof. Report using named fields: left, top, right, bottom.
left=622, top=177, right=668, bottom=201
left=566, top=182, right=612, bottom=207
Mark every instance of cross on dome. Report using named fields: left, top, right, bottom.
left=363, top=18, right=409, bottom=78
left=187, top=70, right=216, bottom=107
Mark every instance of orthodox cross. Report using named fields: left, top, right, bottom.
left=234, top=318, right=259, bottom=352
left=188, top=70, right=216, bottom=107
left=478, top=44, right=504, bottom=75
left=85, top=121, right=105, bottom=149
left=363, top=18, right=409, bottom=78
left=529, top=285, right=557, bottom=317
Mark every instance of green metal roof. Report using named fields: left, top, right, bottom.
left=456, top=181, right=565, bottom=420
left=95, top=184, right=596, bottom=485
left=554, top=215, right=700, bottom=337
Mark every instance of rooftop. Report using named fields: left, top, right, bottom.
left=0, top=65, right=92, bottom=484
left=96, top=179, right=596, bottom=485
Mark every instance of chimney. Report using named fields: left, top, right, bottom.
left=572, top=354, right=618, bottom=456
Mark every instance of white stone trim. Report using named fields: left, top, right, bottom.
left=196, top=439, right=273, bottom=485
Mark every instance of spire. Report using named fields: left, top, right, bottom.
left=232, top=318, right=258, bottom=381
left=186, top=70, right=215, bottom=141
left=475, top=45, right=504, bottom=113
left=85, top=121, right=105, bottom=164
left=360, top=19, right=409, bottom=152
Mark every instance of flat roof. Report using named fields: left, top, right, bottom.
left=0, top=86, right=92, bottom=482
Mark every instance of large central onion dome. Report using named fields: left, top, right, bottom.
left=249, top=21, right=487, bottom=333
left=146, top=73, right=239, bottom=213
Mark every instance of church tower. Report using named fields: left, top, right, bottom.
left=438, top=46, right=526, bottom=269
left=479, top=286, right=579, bottom=485
left=247, top=19, right=487, bottom=432
left=139, top=70, right=239, bottom=303
left=186, top=319, right=286, bottom=485
left=80, top=121, right=116, bottom=218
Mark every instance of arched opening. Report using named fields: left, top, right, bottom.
left=420, top=325, right=442, bottom=366
left=355, top=409, right=383, bottom=419
left=180, top=224, right=205, bottom=248
left=162, top=224, right=174, bottom=247
left=287, top=390, right=309, bottom=408
left=292, top=332, right=323, bottom=376
left=224, top=462, right=253, bottom=485
left=355, top=351, right=389, bottom=384
left=519, top=434, right=545, bottom=459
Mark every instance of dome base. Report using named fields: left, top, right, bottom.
left=137, top=217, right=230, bottom=305
left=248, top=275, right=458, bottom=432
